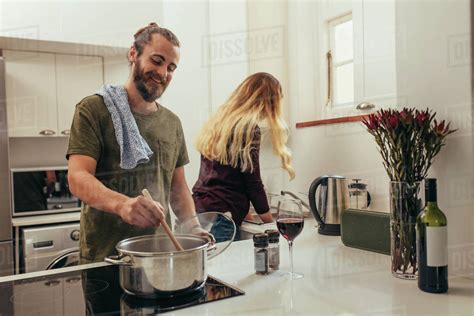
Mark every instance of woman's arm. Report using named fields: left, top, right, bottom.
left=242, top=129, right=272, bottom=222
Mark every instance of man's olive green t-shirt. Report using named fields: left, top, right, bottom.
left=66, top=95, right=189, bottom=263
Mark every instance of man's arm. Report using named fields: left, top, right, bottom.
left=169, top=166, right=196, bottom=222
left=68, top=154, right=164, bottom=228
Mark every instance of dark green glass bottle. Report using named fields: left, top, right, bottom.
left=416, top=178, right=448, bottom=293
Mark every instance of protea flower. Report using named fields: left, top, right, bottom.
left=362, top=107, right=456, bottom=183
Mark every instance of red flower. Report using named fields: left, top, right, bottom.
left=436, top=120, right=445, bottom=134
left=388, top=114, right=399, bottom=129
left=363, top=114, right=379, bottom=131
left=400, top=110, right=407, bottom=120
left=399, top=109, right=412, bottom=125
left=415, top=111, right=429, bottom=126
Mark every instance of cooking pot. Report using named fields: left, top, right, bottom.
left=105, top=234, right=218, bottom=298
left=104, top=212, right=235, bottom=298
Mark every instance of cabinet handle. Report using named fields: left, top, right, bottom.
left=60, top=129, right=71, bottom=136
left=39, top=129, right=56, bottom=136
left=65, top=277, right=81, bottom=284
left=44, top=280, right=60, bottom=287
left=355, top=102, right=376, bottom=110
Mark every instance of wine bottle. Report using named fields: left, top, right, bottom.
left=416, top=178, right=448, bottom=293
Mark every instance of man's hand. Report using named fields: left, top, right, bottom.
left=118, top=196, right=165, bottom=228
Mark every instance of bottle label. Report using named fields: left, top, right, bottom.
left=426, top=226, right=448, bottom=267
left=268, top=247, right=280, bottom=269
left=255, top=250, right=268, bottom=273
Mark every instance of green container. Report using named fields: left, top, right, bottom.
left=340, top=208, right=390, bottom=255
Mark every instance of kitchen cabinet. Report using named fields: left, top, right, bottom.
left=62, top=276, right=86, bottom=315
left=12, top=278, right=63, bottom=315
left=4, top=50, right=103, bottom=137
left=4, top=50, right=57, bottom=137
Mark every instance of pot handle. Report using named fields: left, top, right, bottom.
left=104, top=254, right=133, bottom=266
left=206, top=239, right=219, bottom=259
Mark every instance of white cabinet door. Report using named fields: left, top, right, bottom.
left=12, top=278, right=63, bottom=315
left=62, top=276, right=86, bottom=315
left=4, top=50, right=57, bottom=137
left=56, top=54, right=103, bottom=136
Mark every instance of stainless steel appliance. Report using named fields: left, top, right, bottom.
left=105, top=212, right=235, bottom=298
left=0, top=55, right=14, bottom=277
left=308, top=175, right=349, bottom=236
left=11, top=167, right=80, bottom=217
left=106, top=235, right=213, bottom=297
left=21, top=222, right=80, bottom=273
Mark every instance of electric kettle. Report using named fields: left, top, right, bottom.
left=308, top=175, right=349, bottom=236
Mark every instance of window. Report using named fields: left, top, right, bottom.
left=327, top=13, right=354, bottom=107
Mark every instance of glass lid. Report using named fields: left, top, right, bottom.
left=174, top=212, right=236, bottom=259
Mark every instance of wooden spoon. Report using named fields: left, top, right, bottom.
left=141, top=189, right=184, bottom=251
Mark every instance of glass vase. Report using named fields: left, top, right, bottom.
left=389, top=181, right=422, bottom=279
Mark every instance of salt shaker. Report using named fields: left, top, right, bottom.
left=265, top=229, right=280, bottom=270
left=253, top=233, right=269, bottom=275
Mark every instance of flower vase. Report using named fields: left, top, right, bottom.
left=389, top=181, right=422, bottom=279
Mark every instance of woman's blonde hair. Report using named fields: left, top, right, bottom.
left=196, top=72, right=295, bottom=179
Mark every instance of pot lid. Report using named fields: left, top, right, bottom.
left=174, top=212, right=236, bottom=259
left=348, top=178, right=367, bottom=190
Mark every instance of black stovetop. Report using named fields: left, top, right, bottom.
left=0, top=265, right=244, bottom=315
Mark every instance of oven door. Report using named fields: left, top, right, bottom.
left=11, top=167, right=81, bottom=217
left=46, top=250, right=79, bottom=270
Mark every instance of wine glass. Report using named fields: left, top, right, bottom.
left=276, top=197, right=304, bottom=279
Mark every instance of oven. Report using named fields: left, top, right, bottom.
left=20, top=222, right=80, bottom=273
left=11, top=167, right=81, bottom=217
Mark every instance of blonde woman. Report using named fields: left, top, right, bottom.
left=192, top=72, right=295, bottom=239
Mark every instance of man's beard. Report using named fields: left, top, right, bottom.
left=133, top=59, right=167, bottom=102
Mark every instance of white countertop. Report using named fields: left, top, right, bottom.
left=190, top=219, right=474, bottom=315
left=2, top=219, right=473, bottom=315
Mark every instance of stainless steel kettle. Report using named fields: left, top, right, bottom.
left=308, top=175, right=349, bottom=236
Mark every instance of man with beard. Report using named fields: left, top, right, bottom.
left=66, top=23, right=197, bottom=263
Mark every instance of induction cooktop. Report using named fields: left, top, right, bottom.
left=0, top=265, right=245, bottom=315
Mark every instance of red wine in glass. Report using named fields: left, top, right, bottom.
left=277, top=198, right=304, bottom=279
left=277, top=218, right=304, bottom=241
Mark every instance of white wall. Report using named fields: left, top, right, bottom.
left=247, top=0, right=290, bottom=202
left=286, top=0, right=393, bottom=211
left=395, top=0, right=473, bottom=276
left=0, top=1, right=164, bottom=48
left=158, top=1, right=212, bottom=186
left=208, top=1, right=249, bottom=112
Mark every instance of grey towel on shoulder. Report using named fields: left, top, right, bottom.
left=97, top=85, right=153, bottom=169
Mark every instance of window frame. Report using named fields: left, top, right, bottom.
left=326, top=12, right=354, bottom=108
